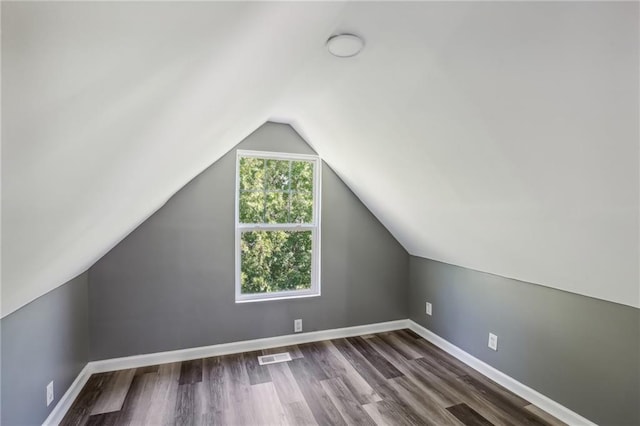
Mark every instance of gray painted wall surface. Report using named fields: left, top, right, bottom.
left=1, top=272, right=89, bottom=426
left=0, top=316, right=2, bottom=426
left=89, top=122, right=409, bottom=360
left=409, top=256, right=640, bottom=426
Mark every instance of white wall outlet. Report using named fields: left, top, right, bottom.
left=294, top=319, right=302, bottom=333
left=488, top=333, right=498, bottom=351
left=46, top=381, right=54, bottom=406
left=425, top=302, right=432, bottom=316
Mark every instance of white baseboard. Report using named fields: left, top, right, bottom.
left=42, top=319, right=408, bottom=425
left=407, top=320, right=597, bottom=426
left=90, top=319, right=409, bottom=373
left=43, top=318, right=595, bottom=426
left=43, top=364, right=92, bottom=426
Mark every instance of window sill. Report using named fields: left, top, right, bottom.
left=235, top=291, right=321, bottom=304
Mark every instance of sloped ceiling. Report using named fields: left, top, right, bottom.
left=2, top=1, right=638, bottom=317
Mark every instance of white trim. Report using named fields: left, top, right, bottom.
left=234, top=150, right=322, bottom=303
left=236, top=149, right=320, bottom=162
left=42, top=364, right=92, bottom=426
left=407, top=320, right=597, bottom=426
left=314, top=155, right=322, bottom=299
left=238, top=223, right=316, bottom=231
left=235, top=291, right=321, bottom=304
left=91, top=319, right=408, bottom=373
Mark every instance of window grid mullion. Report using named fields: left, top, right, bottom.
left=238, top=224, right=315, bottom=231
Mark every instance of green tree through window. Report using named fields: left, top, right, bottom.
left=236, top=152, right=320, bottom=301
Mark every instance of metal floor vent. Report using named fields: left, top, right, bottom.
left=258, top=352, right=292, bottom=365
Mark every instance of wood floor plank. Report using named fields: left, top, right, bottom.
left=174, top=381, right=208, bottom=426
left=293, top=344, right=330, bottom=381
left=268, top=361, right=306, bottom=404
left=346, top=336, right=404, bottom=379
left=179, top=358, right=203, bottom=385
left=458, top=374, right=531, bottom=409
left=221, top=353, right=257, bottom=425
left=250, top=382, right=288, bottom=425
left=284, top=400, right=318, bottom=426
left=320, top=340, right=382, bottom=404
left=288, top=356, right=347, bottom=426
left=244, top=350, right=272, bottom=385
left=175, top=383, right=195, bottom=425
left=399, top=332, right=494, bottom=384
left=263, top=344, right=304, bottom=359
left=199, top=411, right=225, bottom=426
left=458, top=375, right=552, bottom=426
left=303, top=340, right=382, bottom=405
left=61, top=373, right=114, bottom=426
left=414, top=354, right=464, bottom=382
left=414, top=353, right=520, bottom=422
left=403, top=328, right=422, bottom=339
left=201, top=356, right=226, bottom=425
left=393, top=331, right=473, bottom=378
left=202, top=356, right=229, bottom=414
left=361, top=402, right=388, bottom=426
left=348, top=341, right=507, bottom=426
left=298, top=341, right=340, bottom=379
left=134, top=365, right=159, bottom=376
left=85, top=412, right=119, bottom=426
left=89, top=369, right=136, bottom=415
left=389, top=375, right=465, bottom=425
left=145, top=362, right=181, bottom=426
left=447, top=403, right=494, bottom=426
left=92, top=371, right=156, bottom=426
left=331, top=338, right=392, bottom=394
left=525, top=404, right=568, bottom=426
left=332, top=338, right=429, bottom=422
left=410, top=357, right=524, bottom=426
left=363, top=400, right=429, bottom=426
left=320, top=377, right=376, bottom=426
left=368, top=335, right=458, bottom=408
left=377, top=332, right=423, bottom=360
left=121, top=372, right=159, bottom=425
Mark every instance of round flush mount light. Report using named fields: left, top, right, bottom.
left=326, top=33, right=365, bottom=58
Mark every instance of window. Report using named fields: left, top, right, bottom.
left=235, top=150, right=321, bottom=302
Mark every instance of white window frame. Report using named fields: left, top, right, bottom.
left=235, top=150, right=321, bottom=303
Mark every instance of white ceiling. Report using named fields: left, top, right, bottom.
left=2, top=1, right=638, bottom=317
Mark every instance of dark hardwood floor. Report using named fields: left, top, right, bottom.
left=61, top=329, right=565, bottom=426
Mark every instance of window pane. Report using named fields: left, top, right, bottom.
left=291, top=161, right=314, bottom=192
left=239, top=191, right=264, bottom=223
left=290, top=192, right=313, bottom=223
left=241, top=230, right=312, bottom=294
left=264, top=191, right=289, bottom=223
left=239, top=157, right=265, bottom=191
left=265, top=159, right=290, bottom=191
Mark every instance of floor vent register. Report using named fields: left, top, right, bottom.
left=257, top=352, right=292, bottom=365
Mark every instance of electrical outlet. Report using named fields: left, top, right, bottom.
left=425, top=302, right=432, bottom=316
left=294, top=319, right=302, bottom=333
left=46, top=381, right=54, bottom=406
left=488, top=333, right=498, bottom=351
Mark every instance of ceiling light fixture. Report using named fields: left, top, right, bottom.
left=326, top=33, right=365, bottom=58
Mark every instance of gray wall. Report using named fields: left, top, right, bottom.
left=89, top=122, right=409, bottom=360
left=1, top=272, right=89, bottom=426
left=409, top=256, right=640, bottom=426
